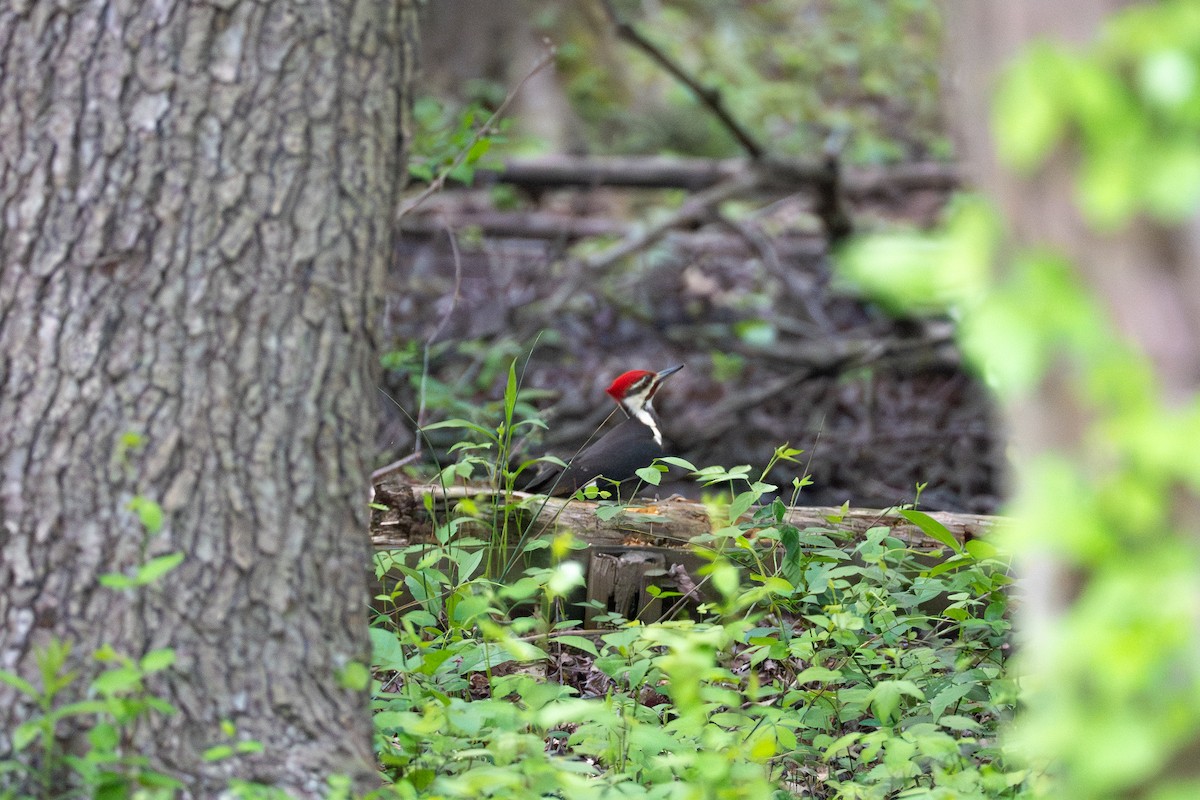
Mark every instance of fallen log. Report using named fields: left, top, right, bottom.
left=398, top=210, right=627, bottom=241
left=370, top=478, right=1000, bottom=553
left=469, top=155, right=960, bottom=199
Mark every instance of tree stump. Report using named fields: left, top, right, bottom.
left=585, top=549, right=667, bottom=626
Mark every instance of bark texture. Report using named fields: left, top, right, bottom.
left=0, top=0, right=415, bottom=794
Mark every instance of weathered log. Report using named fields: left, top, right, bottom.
left=399, top=210, right=627, bottom=241
left=370, top=479, right=1000, bottom=553
left=468, top=155, right=960, bottom=198
left=585, top=550, right=666, bottom=625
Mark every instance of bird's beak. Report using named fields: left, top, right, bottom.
left=656, top=364, right=684, bottom=380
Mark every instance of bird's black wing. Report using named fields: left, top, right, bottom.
left=530, top=417, right=665, bottom=497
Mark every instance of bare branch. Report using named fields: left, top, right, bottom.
left=542, top=172, right=762, bottom=315
left=372, top=221, right=463, bottom=484
left=395, top=43, right=558, bottom=220
left=597, top=0, right=766, bottom=159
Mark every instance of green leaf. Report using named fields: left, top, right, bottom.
left=139, top=649, right=175, bottom=673
left=338, top=661, right=370, bottom=692
left=88, top=722, right=120, bottom=751
left=939, top=714, right=983, bottom=731
left=12, top=720, right=40, bottom=752
left=67, top=697, right=126, bottom=720
left=420, top=418, right=498, bottom=442
left=822, top=731, right=862, bottom=759
left=135, top=552, right=185, bottom=585
left=594, top=505, right=624, bottom=521
left=709, top=559, right=741, bottom=601
left=118, top=431, right=145, bottom=452
left=370, top=627, right=409, bottom=671
left=554, top=635, right=600, bottom=657
left=202, top=744, right=235, bottom=762
left=635, top=466, right=662, bottom=486
left=658, top=456, right=698, bottom=471
left=503, top=360, right=519, bottom=421
left=91, top=667, right=142, bottom=695
left=1138, top=49, right=1196, bottom=108
left=0, top=670, right=38, bottom=699
left=795, top=666, right=843, bottom=683
left=98, top=573, right=138, bottom=590
left=964, top=538, right=1002, bottom=561
left=455, top=547, right=484, bottom=581
left=994, top=44, right=1069, bottom=170
left=925, top=554, right=972, bottom=578
left=867, top=680, right=924, bottom=725
left=930, top=681, right=977, bottom=718
left=734, top=319, right=777, bottom=347
left=466, top=138, right=492, bottom=164
left=898, top=509, right=963, bottom=554
left=447, top=163, right=475, bottom=184
left=128, top=496, right=164, bottom=534
left=729, top=490, right=756, bottom=522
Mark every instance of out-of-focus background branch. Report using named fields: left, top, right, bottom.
left=382, top=0, right=1001, bottom=512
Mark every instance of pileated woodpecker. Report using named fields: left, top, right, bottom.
left=524, top=364, right=684, bottom=497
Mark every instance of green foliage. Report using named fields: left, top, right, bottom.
left=382, top=338, right=553, bottom=429
left=838, top=196, right=998, bottom=316
left=547, top=0, right=947, bottom=161
left=0, top=435, right=267, bottom=799
left=370, top=406, right=1026, bottom=798
left=0, top=639, right=181, bottom=798
left=408, top=96, right=511, bottom=185
left=203, top=720, right=266, bottom=764
left=994, top=0, right=1200, bottom=226
left=838, top=2, right=1200, bottom=797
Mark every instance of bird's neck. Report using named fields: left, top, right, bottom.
left=626, top=401, right=662, bottom=446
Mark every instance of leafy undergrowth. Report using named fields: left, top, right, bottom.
left=368, top=460, right=1033, bottom=800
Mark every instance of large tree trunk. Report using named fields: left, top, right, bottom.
left=0, top=0, right=415, bottom=795
left=947, top=0, right=1200, bottom=793
left=947, top=0, right=1200, bottom=635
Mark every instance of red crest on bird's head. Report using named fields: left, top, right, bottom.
left=605, top=370, right=655, bottom=401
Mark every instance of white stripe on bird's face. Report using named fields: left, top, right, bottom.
left=618, top=375, right=658, bottom=417
left=634, top=406, right=663, bottom=446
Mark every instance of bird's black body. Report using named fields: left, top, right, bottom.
left=523, top=364, right=682, bottom=498
left=524, top=411, right=666, bottom=497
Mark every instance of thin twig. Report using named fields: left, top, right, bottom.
left=372, top=221, right=463, bottom=483
left=712, top=213, right=832, bottom=334
left=542, top=172, right=761, bottom=315
left=813, top=130, right=854, bottom=245
left=597, top=0, right=765, bottom=159
left=370, top=451, right=423, bottom=482
left=396, top=43, right=558, bottom=220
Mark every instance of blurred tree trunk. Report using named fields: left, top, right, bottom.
left=946, top=0, right=1200, bottom=783
left=0, top=0, right=415, bottom=795
left=946, top=0, right=1200, bottom=407
left=947, top=0, right=1200, bottom=595
left=420, top=0, right=580, bottom=150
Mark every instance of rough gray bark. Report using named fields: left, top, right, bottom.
left=0, top=0, right=415, bottom=795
